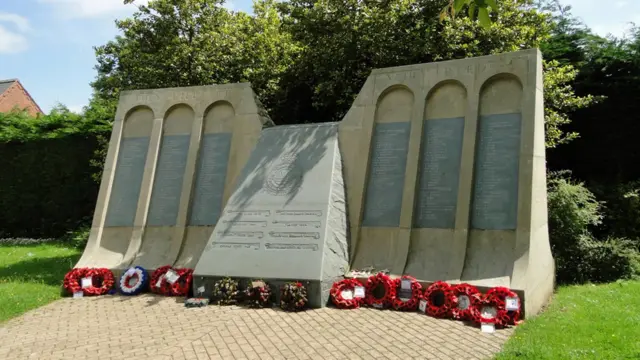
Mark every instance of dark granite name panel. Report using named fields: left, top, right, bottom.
left=362, top=122, right=411, bottom=227
left=104, top=136, right=150, bottom=227
left=188, top=133, right=232, bottom=226
left=147, top=135, right=191, bottom=226
left=471, top=112, right=522, bottom=230
left=413, top=117, right=465, bottom=229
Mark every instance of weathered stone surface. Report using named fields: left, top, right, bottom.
left=193, top=123, right=349, bottom=307
left=341, top=49, right=554, bottom=317
left=75, top=83, right=270, bottom=270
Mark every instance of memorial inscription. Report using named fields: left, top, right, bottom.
left=208, top=242, right=260, bottom=250
left=105, top=137, right=150, bottom=227
left=188, top=133, right=232, bottom=226
left=362, top=122, right=411, bottom=227
left=147, top=135, right=190, bottom=226
left=264, top=243, right=319, bottom=251
left=413, top=117, right=465, bottom=229
left=471, top=113, right=522, bottom=230
left=193, top=124, right=348, bottom=294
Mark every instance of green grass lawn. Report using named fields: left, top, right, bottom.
left=496, top=280, right=640, bottom=360
left=0, top=243, right=80, bottom=322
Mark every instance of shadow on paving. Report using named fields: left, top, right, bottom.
left=0, top=254, right=80, bottom=286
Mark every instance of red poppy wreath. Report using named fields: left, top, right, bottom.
left=64, top=268, right=114, bottom=296
left=170, top=268, right=193, bottom=297
left=391, top=275, right=422, bottom=311
left=484, top=286, right=521, bottom=327
left=84, top=268, right=115, bottom=296
left=451, top=283, right=481, bottom=321
left=331, top=278, right=365, bottom=309
left=423, top=281, right=455, bottom=318
left=365, top=272, right=395, bottom=309
left=470, top=292, right=504, bottom=326
left=150, top=265, right=174, bottom=296
left=63, top=267, right=86, bottom=294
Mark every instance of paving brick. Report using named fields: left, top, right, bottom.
left=0, top=294, right=513, bottom=360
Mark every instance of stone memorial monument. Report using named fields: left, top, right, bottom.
left=192, top=123, right=349, bottom=307
left=77, top=48, right=553, bottom=316
left=339, top=48, right=554, bottom=316
left=75, top=83, right=273, bottom=272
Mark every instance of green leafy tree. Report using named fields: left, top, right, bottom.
left=277, top=0, right=594, bottom=147
left=93, top=0, right=297, bottom=113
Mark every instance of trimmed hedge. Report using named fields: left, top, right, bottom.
left=0, top=135, right=100, bottom=238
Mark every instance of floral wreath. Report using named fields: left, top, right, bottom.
left=213, top=277, right=240, bottom=305
left=63, top=268, right=85, bottom=294
left=391, top=275, right=422, bottom=311
left=423, top=281, right=455, bottom=318
left=244, top=280, right=272, bottom=308
left=150, top=265, right=174, bottom=296
left=64, top=268, right=115, bottom=296
left=280, top=281, right=308, bottom=312
left=119, top=266, right=149, bottom=296
left=330, top=278, right=364, bottom=309
left=170, top=268, right=193, bottom=297
left=365, top=272, right=395, bottom=309
left=476, top=286, right=521, bottom=327
left=451, top=283, right=480, bottom=320
left=470, top=293, right=504, bottom=326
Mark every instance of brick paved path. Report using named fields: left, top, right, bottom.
left=0, top=295, right=513, bottom=360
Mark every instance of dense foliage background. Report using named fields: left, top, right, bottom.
left=2, top=0, right=639, bottom=284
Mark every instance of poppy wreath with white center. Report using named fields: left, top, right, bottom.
left=82, top=268, right=115, bottom=296
left=330, top=278, right=364, bottom=309
left=365, top=272, right=395, bottom=309
left=451, top=283, right=480, bottom=321
left=63, top=267, right=86, bottom=295
left=470, top=292, right=507, bottom=327
left=170, top=268, right=193, bottom=297
left=391, top=275, right=422, bottom=311
left=484, top=286, right=521, bottom=327
left=150, top=265, right=174, bottom=296
left=423, top=281, right=455, bottom=318
left=119, top=266, right=149, bottom=296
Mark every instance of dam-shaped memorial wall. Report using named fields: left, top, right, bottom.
left=338, top=48, right=554, bottom=316
left=75, top=83, right=274, bottom=273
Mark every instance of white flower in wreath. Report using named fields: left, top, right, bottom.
left=119, top=266, right=148, bottom=296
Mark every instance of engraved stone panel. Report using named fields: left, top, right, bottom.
left=362, top=122, right=411, bottom=227
left=194, top=124, right=348, bottom=285
left=105, top=137, right=150, bottom=227
left=413, top=117, right=465, bottom=229
left=471, top=113, right=522, bottom=230
left=147, top=135, right=190, bottom=226
left=188, top=133, right=232, bottom=226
